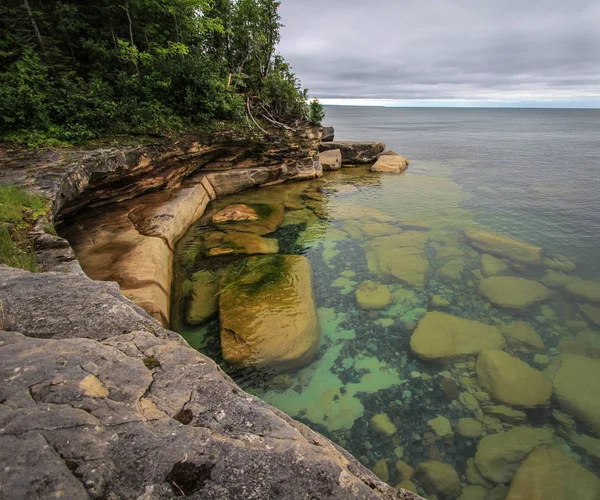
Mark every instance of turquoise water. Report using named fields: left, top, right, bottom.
left=172, top=107, right=600, bottom=498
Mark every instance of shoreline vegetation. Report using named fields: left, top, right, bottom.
left=0, top=0, right=324, bottom=147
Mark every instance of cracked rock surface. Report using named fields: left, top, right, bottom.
left=0, top=266, right=419, bottom=499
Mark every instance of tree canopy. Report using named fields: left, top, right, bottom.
left=0, top=0, right=315, bottom=145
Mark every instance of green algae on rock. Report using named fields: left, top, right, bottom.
left=410, top=311, right=505, bottom=361
left=219, top=255, right=320, bottom=372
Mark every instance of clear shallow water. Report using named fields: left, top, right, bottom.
left=172, top=107, right=600, bottom=499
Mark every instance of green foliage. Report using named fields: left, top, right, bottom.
left=308, top=98, right=325, bottom=125
left=0, top=0, right=310, bottom=145
left=0, top=186, right=48, bottom=271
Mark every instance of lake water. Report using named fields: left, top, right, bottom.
left=172, top=107, right=600, bottom=499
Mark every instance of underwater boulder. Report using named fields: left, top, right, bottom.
left=355, top=281, right=393, bottom=310
left=580, top=303, right=600, bottom=327
left=498, top=321, right=545, bottom=352
left=185, top=270, right=220, bottom=325
left=566, top=280, right=600, bottom=303
left=415, top=460, right=461, bottom=497
left=212, top=203, right=284, bottom=236
left=410, top=311, right=505, bottom=361
left=206, top=231, right=278, bottom=256
left=481, top=254, right=509, bottom=277
left=478, top=276, right=553, bottom=311
left=476, top=349, right=552, bottom=407
left=506, top=448, right=600, bottom=500
left=212, top=203, right=259, bottom=223
left=464, top=228, right=543, bottom=265
left=219, top=255, right=319, bottom=373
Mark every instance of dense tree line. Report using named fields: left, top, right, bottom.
left=0, top=0, right=322, bottom=145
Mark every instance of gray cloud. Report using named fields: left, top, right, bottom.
left=277, top=0, right=600, bottom=103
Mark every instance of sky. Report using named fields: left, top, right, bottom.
left=277, top=0, right=600, bottom=108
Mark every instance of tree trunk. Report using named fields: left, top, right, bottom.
left=23, top=0, right=44, bottom=48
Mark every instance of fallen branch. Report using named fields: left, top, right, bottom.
left=246, top=97, right=268, bottom=134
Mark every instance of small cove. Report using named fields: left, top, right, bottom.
left=170, top=108, right=600, bottom=498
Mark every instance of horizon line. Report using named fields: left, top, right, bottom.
left=317, top=98, right=600, bottom=109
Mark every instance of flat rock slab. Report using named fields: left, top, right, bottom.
left=478, top=276, right=553, bottom=311
left=0, top=265, right=418, bottom=500
left=410, top=311, right=505, bottom=361
left=465, top=228, right=543, bottom=265
left=320, top=141, right=386, bottom=164
left=476, top=349, right=552, bottom=407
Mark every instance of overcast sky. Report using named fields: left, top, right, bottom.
left=278, top=0, right=600, bottom=107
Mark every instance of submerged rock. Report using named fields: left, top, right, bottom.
left=370, top=413, right=397, bottom=437
left=355, top=281, right=393, bottom=310
left=552, top=355, right=600, bottom=436
left=474, top=426, right=554, bottom=484
left=219, top=255, right=320, bottom=372
left=456, top=418, right=484, bottom=439
left=185, top=270, right=220, bottom=325
left=506, top=448, right=600, bottom=500
left=415, top=460, right=462, bottom=497
left=464, top=228, right=543, bottom=265
left=214, top=203, right=285, bottom=235
left=482, top=405, right=527, bottom=425
left=370, top=153, right=409, bottom=173
left=319, top=140, right=386, bottom=164
left=478, top=276, right=553, bottom=311
left=541, top=254, right=577, bottom=272
left=410, top=311, right=505, bottom=361
left=476, top=349, right=552, bottom=407
left=580, top=303, right=600, bottom=327
left=540, top=269, right=583, bottom=288
left=428, top=415, right=454, bottom=440
left=361, top=222, right=403, bottom=238
left=318, top=149, right=342, bottom=171
left=498, top=321, right=545, bottom=352
left=481, top=254, right=509, bottom=276
left=364, top=232, right=429, bottom=287
left=567, top=280, right=600, bottom=303
left=212, top=203, right=259, bottom=223
left=372, top=459, right=390, bottom=482
left=459, top=485, right=487, bottom=500
left=206, top=231, right=279, bottom=256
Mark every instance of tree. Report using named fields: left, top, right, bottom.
left=308, top=99, right=325, bottom=125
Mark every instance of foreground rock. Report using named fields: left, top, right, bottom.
left=365, top=232, right=429, bottom=287
left=370, top=152, right=410, bottom=173
left=410, top=312, right=505, bottom=361
left=219, top=255, right=320, bottom=372
left=476, top=350, right=552, bottom=407
left=507, top=448, right=600, bottom=500
left=0, top=266, right=415, bottom=500
left=319, top=149, right=343, bottom=171
left=320, top=141, right=386, bottom=164
left=473, top=426, right=554, bottom=483
left=478, top=276, right=553, bottom=311
left=320, top=126, right=335, bottom=142
left=464, top=228, right=543, bottom=265
left=552, top=355, right=600, bottom=435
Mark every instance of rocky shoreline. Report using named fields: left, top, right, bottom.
left=0, top=129, right=421, bottom=499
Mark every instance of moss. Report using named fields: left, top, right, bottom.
left=0, top=186, right=49, bottom=272
left=221, top=255, right=288, bottom=297
left=142, top=356, right=161, bottom=370
left=251, top=203, right=277, bottom=220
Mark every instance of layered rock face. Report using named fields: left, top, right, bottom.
left=0, top=266, right=415, bottom=499
left=320, top=140, right=386, bottom=164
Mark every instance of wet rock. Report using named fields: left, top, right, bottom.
left=481, top=254, right=509, bottom=276
left=460, top=392, right=482, bottom=414
left=438, top=259, right=465, bottom=281
left=440, top=378, right=460, bottom=401
left=459, top=485, right=487, bottom=500
left=552, top=355, right=600, bottom=435
left=473, top=426, right=554, bottom=484
left=214, top=203, right=285, bottom=236
left=370, top=154, right=410, bottom=174
left=430, top=295, right=450, bottom=309
left=552, top=409, right=575, bottom=428
left=372, top=459, right=389, bottom=482
left=185, top=270, right=220, bottom=325
left=396, top=480, right=419, bottom=495
left=580, top=303, right=600, bottom=327
left=219, top=255, right=320, bottom=372
left=456, top=418, right=484, bottom=438
left=364, top=232, right=429, bottom=287
left=558, top=336, right=600, bottom=359
left=566, top=280, right=600, bottom=303
left=355, top=281, right=393, bottom=310
left=318, top=149, right=342, bottom=171
left=415, top=460, right=462, bottom=497
left=396, top=460, right=415, bottom=481
left=464, top=228, right=543, bottom=265
left=410, top=312, right=505, bottom=361
left=466, top=457, right=493, bottom=488
left=478, top=277, right=553, bottom=311
left=541, top=254, right=577, bottom=272
left=506, top=448, right=600, bottom=500
left=498, top=321, right=545, bottom=352
left=370, top=413, right=397, bottom=437
left=476, top=350, right=552, bottom=407
left=428, top=415, right=454, bottom=440
left=482, top=405, right=527, bottom=425
left=206, top=231, right=279, bottom=256
left=540, top=269, right=583, bottom=288
left=212, top=203, right=259, bottom=223
left=319, top=141, right=386, bottom=164
left=486, top=485, right=509, bottom=500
